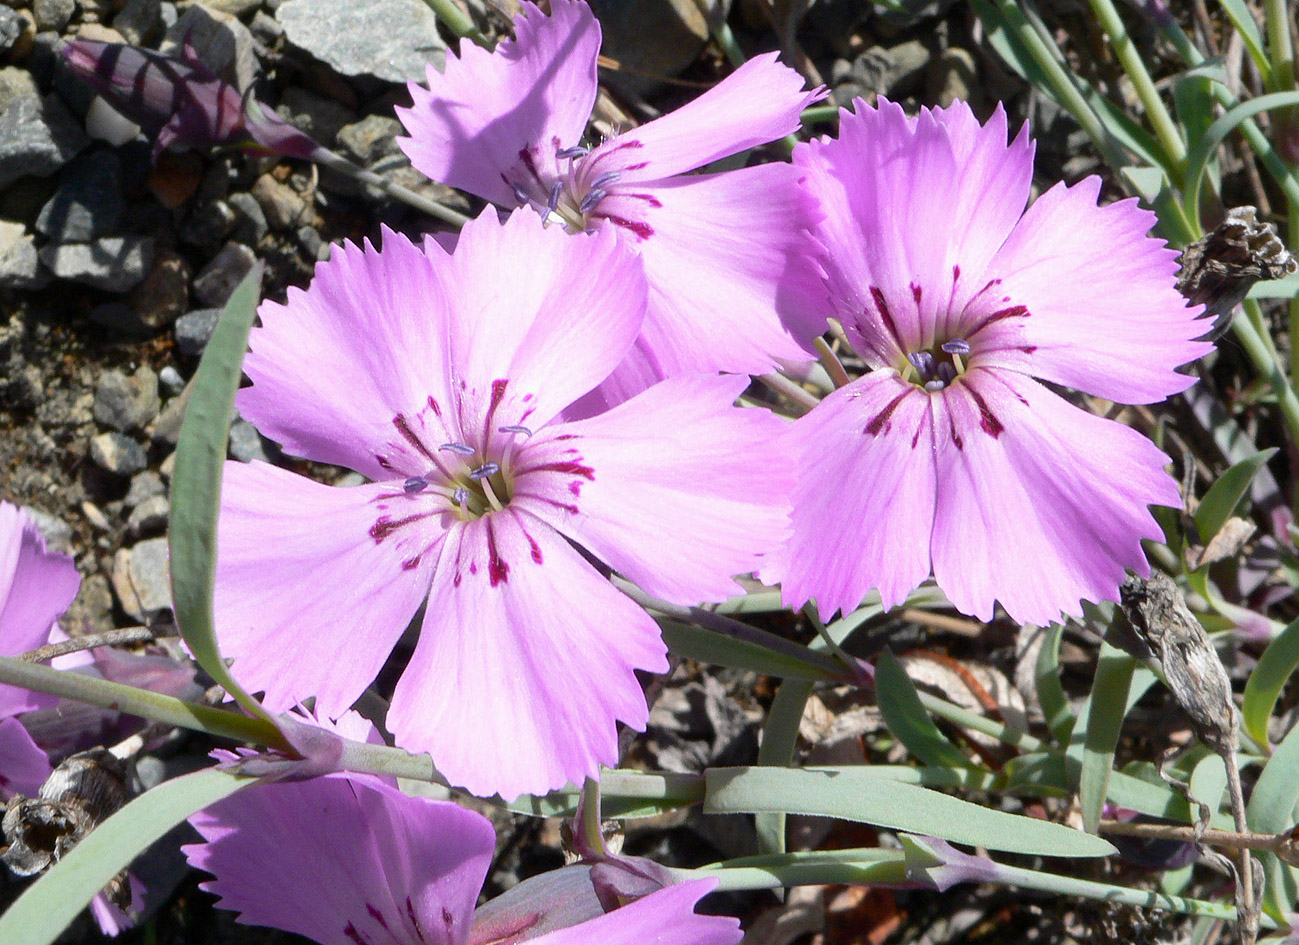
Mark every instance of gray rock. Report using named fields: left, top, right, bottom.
left=0, top=68, right=89, bottom=191
left=276, top=0, right=446, bottom=83
left=179, top=199, right=236, bottom=250
left=296, top=224, right=326, bottom=261
left=88, top=431, right=148, bottom=476
left=228, top=418, right=280, bottom=463
left=839, top=40, right=932, bottom=105
left=589, top=0, right=710, bottom=91
left=113, top=0, right=162, bottom=45
left=127, top=493, right=170, bottom=536
left=162, top=5, right=258, bottom=90
left=39, top=235, right=154, bottom=292
left=250, top=173, right=306, bottom=231
left=157, top=365, right=185, bottom=396
left=33, top=0, right=74, bottom=33
left=278, top=86, right=355, bottom=146
left=187, top=0, right=262, bottom=15
left=191, top=241, right=255, bottom=306
left=25, top=507, right=73, bottom=553
left=93, top=366, right=161, bottom=432
left=124, top=469, right=165, bottom=508
left=337, top=114, right=401, bottom=166
left=0, top=231, right=51, bottom=290
left=0, top=8, right=22, bottom=55
left=86, top=301, right=153, bottom=335
left=226, top=191, right=267, bottom=245
left=150, top=382, right=191, bottom=445
left=174, top=306, right=221, bottom=356
left=131, top=248, right=191, bottom=329
left=111, top=537, right=172, bottom=622
left=35, top=150, right=124, bottom=242
left=248, top=9, right=282, bottom=46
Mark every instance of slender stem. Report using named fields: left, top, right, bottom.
left=579, top=778, right=605, bottom=853
left=757, top=372, right=820, bottom=412
left=1088, top=0, right=1187, bottom=171
left=1224, top=748, right=1259, bottom=945
left=1264, top=0, right=1296, bottom=93
left=1098, top=819, right=1284, bottom=853
left=800, top=104, right=840, bottom=126
left=814, top=337, right=851, bottom=389
left=1231, top=302, right=1299, bottom=445
left=0, top=655, right=285, bottom=749
left=19, top=627, right=167, bottom=663
left=916, top=690, right=1043, bottom=751
left=311, top=148, right=470, bottom=227
left=692, top=0, right=746, bottom=68
left=418, top=0, right=488, bottom=45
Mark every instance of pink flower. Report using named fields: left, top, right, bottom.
left=184, top=761, right=740, bottom=945
left=214, top=208, right=791, bottom=799
left=396, top=0, right=829, bottom=402
left=764, top=99, right=1211, bottom=625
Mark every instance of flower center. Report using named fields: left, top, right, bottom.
left=400, top=426, right=533, bottom=522
left=507, top=141, right=621, bottom=234
left=900, top=338, right=970, bottom=392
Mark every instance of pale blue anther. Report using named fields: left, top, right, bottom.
left=403, top=476, right=428, bottom=494
left=547, top=181, right=564, bottom=214
left=589, top=171, right=621, bottom=189
left=579, top=190, right=606, bottom=214
left=556, top=145, right=589, bottom=160
left=469, top=463, right=500, bottom=480
left=439, top=442, right=475, bottom=456
left=499, top=425, right=533, bottom=438
left=941, top=338, right=971, bottom=355
left=908, top=351, right=936, bottom=376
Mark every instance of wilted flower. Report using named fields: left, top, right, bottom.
left=184, top=750, right=741, bottom=945
left=60, top=39, right=320, bottom=160
left=214, top=208, right=791, bottom=798
left=397, top=0, right=829, bottom=403
left=764, top=99, right=1211, bottom=625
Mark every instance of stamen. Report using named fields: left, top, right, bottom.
left=403, top=476, right=428, bottom=494
left=908, top=351, right=936, bottom=377
left=439, top=442, right=475, bottom=456
left=452, top=487, right=469, bottom=508
left=547, top=180, right=564, bottom=214
left=941, top=338, right=971, bottom=355
left=578, top=189, right=606, bottom=214
left=589, top=171, right=621, bottom=189
left=936, top=362, right=957, bottom=385
left=470, top=463, right=500, bottom=480
left=510, top=183, right=530, bottom=205
left=556, top=144, right=588, bottom=160
left=924, top=379, right=947, bottom=392
left=499, top=425, right=533, bottom=438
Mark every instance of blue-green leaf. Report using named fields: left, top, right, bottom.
left=876, top=650, right=977, bottom=770
left=1243, top=617, right=1299, bottom=749
left=1193, top=448, right=1278, bottom=547
left=705, top=766, right=1115, bottom=857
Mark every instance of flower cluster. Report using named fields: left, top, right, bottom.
left=33, top=0, right=1214, bottom=940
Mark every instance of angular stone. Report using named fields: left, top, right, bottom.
left=276, top=0, right=446, bottom=83
left=174, top=307, right=221, bottom=356
left=36, top=150, right=124, bottom=242
left=250, top=174, right=307, bottom=231
left=124, top=469, right=165, bottom=508
left=191, top=241, right=255, bottom=306
left=112, top=538, right=172, bottom=622
left=226, top=191, right=267, bottom=245
left=93, top=366, right=160, bottom=433
left=337, top=114, right=401, bottom=166
left=0, top=68, right=89, bottom=190
left=25, top=507, right=73, bottom=553
left=88, top=431, right=148, bottom=476
left=39, top=235, right=154, bottom=292
left=0, top=231, right=50, bottom=290
left=113, top=0, right=163, bottom=45
left=127, top=493, right=170, bottom=536
left=161, top=4, right=258, bottom=90
left=228, top=418, right=280, bottom=463
left=34, top=0, right=76, bottom=33
left=157, top=365, right=185, bottom=396
left=131, top=248, right=191, bottom=329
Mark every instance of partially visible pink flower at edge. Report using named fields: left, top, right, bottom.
left=762, top=98, right=1212, bottom=626
left=60, top=39, right=320, bottom=160
left=396, top=0, right=832, bottom=404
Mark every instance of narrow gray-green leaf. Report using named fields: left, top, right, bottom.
left=1249, top=722, right=1299, bottom=921
left=1193, top=448, right=1278, bottom=547
left=169, top=265, right=280, bottom=729
left=1184, top=92, right=1299, bottom=224
left=0, top=768, right=252, bottom=945
left=754, top=678, right=815, bottom=856
left=658, top=621, right=839, bottom=681
left=1243, top=617, right=1299, bottom=749
left=876, top=650, right=976, bottom=770
left=705, top=766, right=1115, bottom=857
left=1074, top=643, right=1136, bottom=833
left=1035, top=624, right=1075, bottom=744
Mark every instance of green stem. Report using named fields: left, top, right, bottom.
left=799, top=104, right=840, bottom=126
left=1232, top=301, right=1299, bottom=445
left=419, top=0, right=488, bottom=46
left=916, top=690, right=1043, bottom=751
left=579, top=778, right=605, bottom=852
left=1088, top=0, right=1187, bottom=172
left=311, top=148, right=470, bottom=227
left=0, top=656, right=283, bottom=748
left=1264, top=0, right=1296, bottom=93
left=692, top=0, right=746, bottom=68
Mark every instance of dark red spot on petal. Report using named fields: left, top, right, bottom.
left=367, top=905, right=391, bottom=932
left=600, top=214, right=653, bottom=240
left=370, top=512, right=435, bottom=542
left=947, top=409, right=964, bottom=451
left=469, top=561, right=478, bottom=574
left=967, top=387, right=1004, bottom=438
left=966, top=303, right=1029, bottom=339
left=569, top=481, right=582, bottom=497
left=487, top=522, right=509, bottom=586
left=524, top=460, right=594, bottom=479
left=407, top=897, right=429, bottom=944
left=952, top=264, right=961, bottom=283
left=402, top=555, right=421, bottom=571
left=376, top=455, right=393, bottom=470
left=343, top=923, right=370, bottom=945
left=526, top=532, right=543, bottom=564
left=864, top=391, right=910, bottom=436
left=869, top=286, right=904, bottom=351
left=554, top=433, right=578, bottom=441
left=427, top=396, right=441, bottom=418
left=911, top=282, right=922, bottom=306
left=393, top=414, right=438, bottom=464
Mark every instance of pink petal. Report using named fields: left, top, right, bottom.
left=388, top=514, right=667, bottom=799
left=214, top=461, right=437, bottom=717
left=185, top=774, right=495, bottom=945
left=0, top=716, right=52, bottom=798
left=983, top=177, right=1211, bottom=403
left=397, top=0, right=600, bottom=206
left=603, top=164, right=830, bottom=377
left=601, top=53, right=822, bottom=181
left=761, top=373, right=936, bottom=617
left=929, top=370, right=1177, bottom=624
left=526, top=374, right=792, bottom=604
left=238, top=226, right=455, bottom=480
left=89, top=877, right=144, bottom=938
left=437, top=210, right=647, bottom=431
left=0, top=503, right=79, bottom=717
left=529, top=879, right=740, bottom=945
left=793, top=98, right=1032, bottom=364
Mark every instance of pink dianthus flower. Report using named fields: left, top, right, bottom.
left=213, top=209, right=791, bottom=799
left=396, top=0, right=829, bottom=402
left=764, top=99, right=1211, bottom=625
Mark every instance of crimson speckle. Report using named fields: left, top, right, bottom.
left=402, top=555, right=421, bottom=570
left=865, top=390, right=909, bottom=436
left=569, top=481, right=582, bottom=497
left=968, top=387, right=1004, bottom=438
left=487, top=523, right=509, bottom=586
left=526, top=532, right=543, bottom=564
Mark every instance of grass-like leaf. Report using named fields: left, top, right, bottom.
left=1193, top=448, right=1278, bottom=548
left=705, top=766, right=1115, bottom=857
left=1247, top=722, right=1299, bottom=921
left=169, top=264, right=283, bottom=733
left=876, top=650, right=978, bottom=770
left=0, top=768, right=252, bottom=945
left=1242, top=617, right=1299, bottom=749
left=659, top=620, right=841, bottom=680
